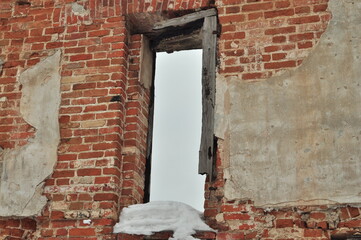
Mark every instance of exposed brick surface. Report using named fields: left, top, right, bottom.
left=0, top=218, right=36, bottom=240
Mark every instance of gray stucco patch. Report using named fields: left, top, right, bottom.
left=72, top=2, right=89, bottom=17
left=217, top=0, right=361, bottom=207
left=0, top=51, right=61, bottom=216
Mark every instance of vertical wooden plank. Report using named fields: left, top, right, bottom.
left=143, top=36, right=156, bottom=203
left=199, top=15, right=217, bottom=179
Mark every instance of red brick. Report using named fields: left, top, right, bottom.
left=288, top=15, right=320, bottom=24
left=298, top=41, right=313, bottom=49
left=52, top=170, right=75, bottom=178
left=347, top=207, right=360, bottom=218
left=221, top=32, right=246, bottom=40
left=77, top=168, right=102, bottom=176
left=310, top=212, right=326, bottom=220
left=44, top=27, right=65, bottom=34
left=289, top=33, right=314, bottom=42
left=313, top=4, right=328, bottom=12
left=78, top=151, right=104, bottom=159
left=265, top=9, right=294, bottom=18
left=248, top=12, right=263, bottom=20
left=339, top=219, right=361, bottom=228
left=94, top=193, right=118, bottom=201
left=264, top=60, right=296, bottom=69
left=73, top=83, right=96, bottom=90
left=86, top=59, right=110, bottom=67
left=102, top=36, right=125, bottom=43
left=219, top=14, right=245, bottom=24
left=95, top=176, right=112, bottom=184
left=83, top=89, right=108, bottom=97
left=69, top=228, right=96, bottom=236
left=226, top=6, right=240, bottom=14
left=242, top=2, right=273, bottom=12
left=70, top=54, right=93, bottom=61
left=317, top=221, right=328, bottom=230
left=265, top=26, right=296, bottom=35
left=78, top=193, right=92, bottom=201
left=276, top=219, right=293, bottom=228
left=50, top=211, right=65, bottom=220
left=6, top=219, right=20, bottom=227
left=88, top=30, right=111, bottom=37
left=21, top=219, right=36, bottom=230
left=93, top=142, right=118, bottom=150
left=304, top=229, right=323, bottom=237
left=64, top=47, right=86, bottom=54
left=272, top=35, right=286, bottom=43
left=272, top=53, right=287, bottom=60
left=56, top=178, right=70, bottom=185
left=294, top=0, right=329, bottom=6
left=4, top=31, right=28, bottom=39
left=51, top=220, right=77, bottom=228
left=56, top=228, right=68, bottom=236
left=275, top=0, right=291, bottom=8
left=224, top=213, right=251, bottom=220
left=25, top=36, right=52, bottom=43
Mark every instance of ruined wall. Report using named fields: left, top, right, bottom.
left=216, top=0, right=361, bottom=207
left=0, top=51, right=61, bottom=216
left=0, top=0, right=129, bottom=238
left=0, top=0, right=360, bottom=239
left=0, top=0, right=211, bottom=239
left=207, top=0, right=361, bottom=239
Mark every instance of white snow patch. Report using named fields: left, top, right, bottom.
left=83, top=219, right=91, bottom=225
left=113, top=201, right=214, bottom=240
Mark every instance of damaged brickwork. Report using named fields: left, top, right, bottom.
left=0, top=50, right=61, bottom=217
left=0, top=0, right=360, bottom=239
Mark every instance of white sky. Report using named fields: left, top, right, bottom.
left=149, top=49, right=206, bottom=211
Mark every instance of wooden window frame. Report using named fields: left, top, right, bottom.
left=133, top=9, right=218, bottom=201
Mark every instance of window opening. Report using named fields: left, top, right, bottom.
left=149, top=50, right=205, bottom=211
left=136, top=9, right=218, bottom=208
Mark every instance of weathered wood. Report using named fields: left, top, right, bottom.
left=128, top=12, right=166, bottom=35
left=144, top=43, right=156, bottom=203
left=153, top=8, right=217, bottom=30
left=152, top=28, right=202, bottom=52
left=199, top=15, right=217, bottom=179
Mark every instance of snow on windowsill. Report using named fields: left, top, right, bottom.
left=113, top=201, right=215, bottom=240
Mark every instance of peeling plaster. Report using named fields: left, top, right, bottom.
left=0, top=51, right=61, bottom=216
left=71, top=2, right=89, bottom=17
left=69, top=2, right=92, bottom=25
left=215, top=0, right=361, bottom=207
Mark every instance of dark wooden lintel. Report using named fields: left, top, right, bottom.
left=152, top=28, right=202, bottom=52
left=153, top=8, right=217, bottom=30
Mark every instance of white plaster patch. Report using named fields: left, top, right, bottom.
left=220, top=0, right=361, bottom=207
left=0, top=51, right=61, bottom=216
left=71, top=2, right=89, bottom=17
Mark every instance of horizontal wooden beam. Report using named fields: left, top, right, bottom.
left=153, top=8, right=217, bottom=30
left=152, top=29, right=202, bottom=52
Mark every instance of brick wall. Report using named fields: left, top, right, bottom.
left=0, top=0, right=360, bottom=239
left=205, top=144, right=361, bottom=239
left=0, top=218, right=36, bottom=239
left=217, top=0, right=331, bottom=80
